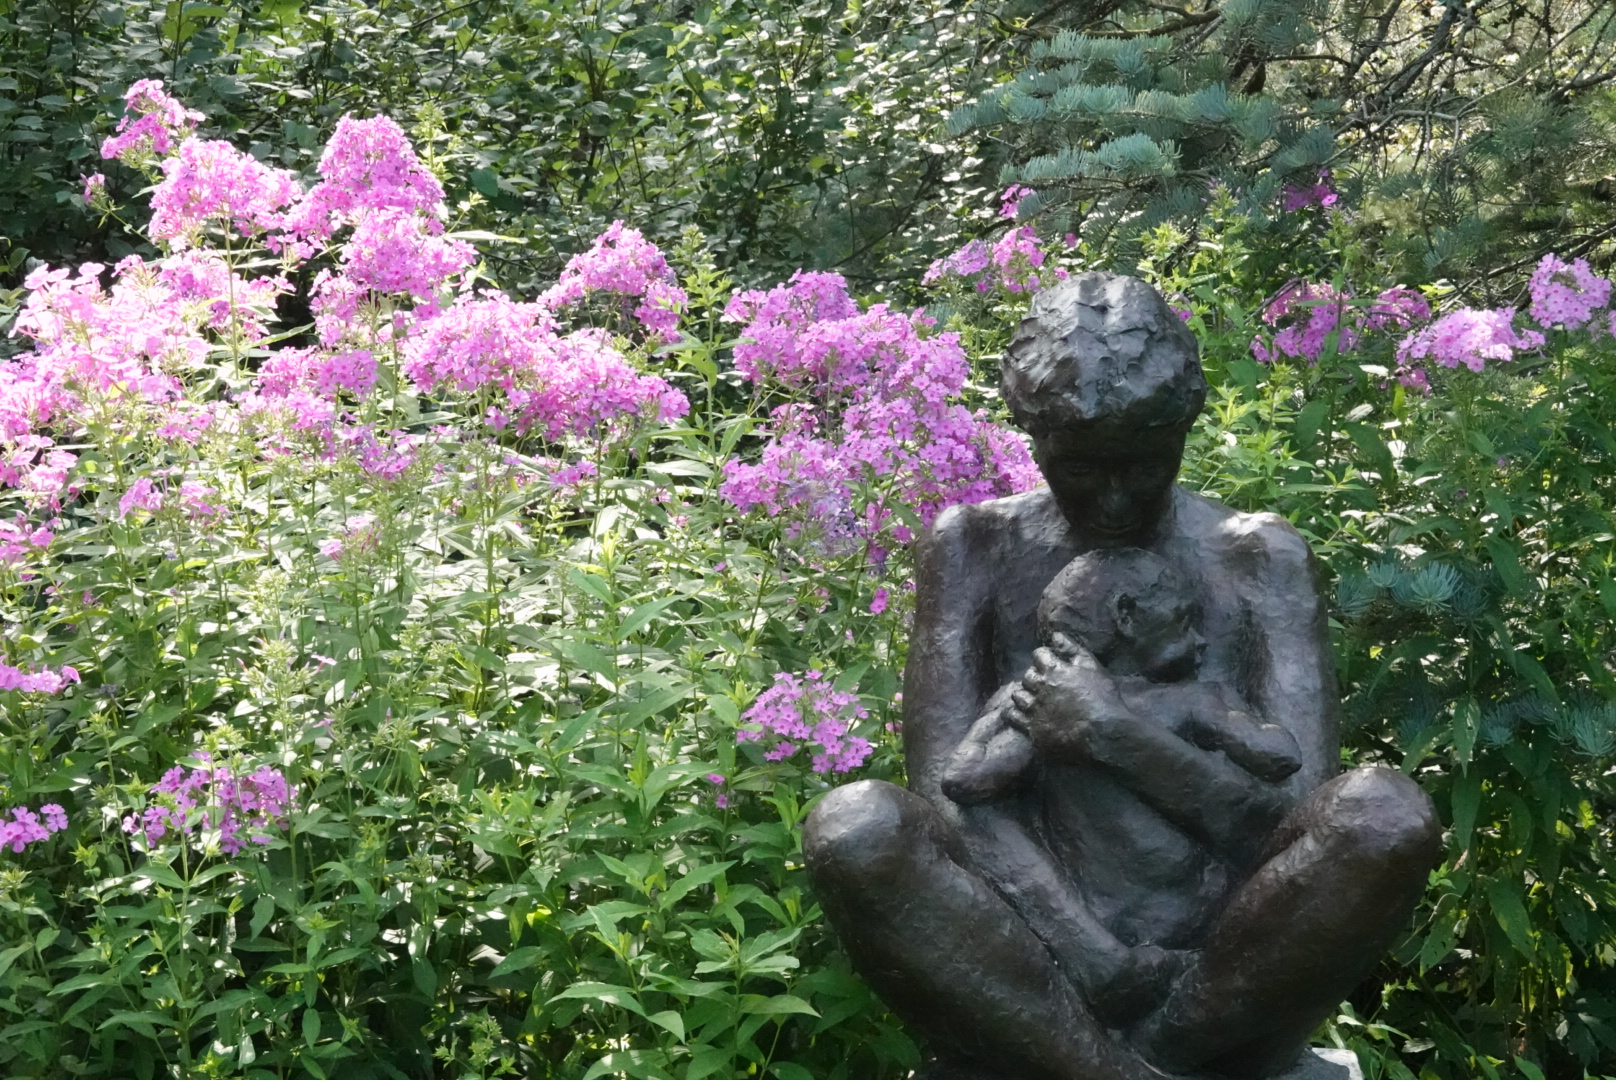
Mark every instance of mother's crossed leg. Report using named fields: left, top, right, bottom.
left=1132, top=767, right=1441, bottom=1077
left=803, top=780, right=1160, bottom=1080
left=804, top=769, right=1440, bottom=1080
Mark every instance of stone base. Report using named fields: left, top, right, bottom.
left=911, top=1047, right=1362, bottom=1080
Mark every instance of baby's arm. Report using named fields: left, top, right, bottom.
left=941, top=682, right=1036, bottom=805
left=1174, top=684, right=1302, bottom=782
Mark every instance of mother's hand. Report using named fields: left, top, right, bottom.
left=1004, top=633, right=1131, bottom=764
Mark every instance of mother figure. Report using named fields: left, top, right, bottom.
left=803, top=273, right=1441, bottom=1080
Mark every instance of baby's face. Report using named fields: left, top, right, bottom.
left=1113, top=592, right=1204, bottom=682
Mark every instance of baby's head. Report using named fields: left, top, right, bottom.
left=1038, top=548, right=1204, bottom=682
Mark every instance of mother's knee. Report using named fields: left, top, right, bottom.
left=1316, top=766, right=1441, bottom=870
left=804, top=780, right=943, bottom=892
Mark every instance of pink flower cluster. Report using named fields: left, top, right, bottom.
left=0, top=662, right=79, bottom=693
left=0, top=804, right=67, bottom=853
left=1395, top=308, right=1546, bottom=373
left=1528, top=254, right=1612, bottom=330
left=148, top=139, right=300, bottom=247
left=720, top=272, right=1038, bottom=549
left=540, top=221, right=689, bottom=338
left=738, top=670, right=873, bottom=774
left=122, top=756, right=293, bottom=855
left=924, top=227, right=1059, bottom=294
left=282, top=114, right=448, bottom=246
left=0, top=518, right=52, bottom=570
left=1252, top=283, right=1430, bottom=363
left=1281, top=170, right=1339, bottom=212
left=100, top=80, right=202, bottom=163
left=402, top=294, right=688, bottom=439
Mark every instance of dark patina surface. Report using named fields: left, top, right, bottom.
left=803, top=273, right=1440, bottom=1080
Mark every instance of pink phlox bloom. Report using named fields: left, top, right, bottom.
left=0, top=804, right=67, bottom=853
left=148, top=139, right=301, bottom=246
left=100, top=80, right=203, bottom=162
left=126, top=758, right=294, bottom=855
left=869, top=587, right=889, bottom=614
left=1281, top=169, right=1338, bottom=212
left=0, top=662, right=80, bottom=694
left=1253, top=281, right=1357, bottom=363
left=999, top=184, right=1034, bottom=220
left=118, top=476, right=163, bottom=519
left=179, top=480, right=220, bottom=520
left=284, top=114, right=447, bottom=241
left=0, top=515, right=53, bottom=569
left=542, top=220, right=673, bottom=306
left=739, top=670, right=873, bottom=775
left=338, top=208, right=474, bottom=300
left=1397, top=367, right=1432, bottom=394
left=550, top=459, right=598, bottom=489
left=1366, top=286, right=1431, bottom=331
left=1528, top=253, right=1612, bottom=329
left=721, top=276, right=1037, bottom=545
left=1395, top=307, right=1546, bottom=372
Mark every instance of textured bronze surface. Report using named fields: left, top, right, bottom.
left=804, top=273, right=1440, bottom=1080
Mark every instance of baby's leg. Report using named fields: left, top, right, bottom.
left=957, top=805, right=1142, bottom=1020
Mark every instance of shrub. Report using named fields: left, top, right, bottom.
left=0, top=83, right=1033, bottom=1079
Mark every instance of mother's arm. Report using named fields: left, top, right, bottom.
left=903, top=505, right=1000, bottom=807
left=1222, top=512, right=1341, bottom=801
left=1013, top=643, right=1291, bottom=857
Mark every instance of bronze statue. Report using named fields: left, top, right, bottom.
left=803, top=273, right=1440, bottom=1080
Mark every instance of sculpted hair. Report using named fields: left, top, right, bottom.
left=1038, top=548, right=1185, bottom=664
left=1002, top=272, right=1207, bottom=438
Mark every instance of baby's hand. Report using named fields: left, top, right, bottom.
left=1004, top=635, right=1128, bottom=761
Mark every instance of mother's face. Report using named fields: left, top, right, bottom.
left=1032, top=427, right=1185, bottom=546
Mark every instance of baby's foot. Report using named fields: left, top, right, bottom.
left=1092, top=945, right=1192, bottom=1029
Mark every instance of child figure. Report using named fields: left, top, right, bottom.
left=943, top=547, right=1301, bottom=805
left=939, top=547, right=1302, bottom=1027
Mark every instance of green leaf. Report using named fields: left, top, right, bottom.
left=550, top=982, right=648, bottom=1018
left=659, top=861, right=734, bottom=909
left=1450, top=771, right=1482, bottom=854
left=684, top=1045, right=731, bottom=1080
left=737, top=993, right=818, bottom=1017
left=490, top=945, right=546, bottom=978
left=646, top=1009, right=684, bottom=1042
left=302, top=1007, right=321, bottom=1047
left=1514, top=1056, right=1546, bottom=1080
left=619, top=596, right=681, bottom=639
left=1485, top=877, right=1536, bottom=959
left=1451, top=698, right=1480, bottom=770
left=470, top=168, right=499, bottom=198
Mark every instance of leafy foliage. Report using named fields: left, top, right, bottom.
left=0, top=0, right=1013, bottom=294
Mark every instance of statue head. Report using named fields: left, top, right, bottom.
left=1038, top=547, right=1205, bottom=682
left=1003, top=273, right=1206, bottom=543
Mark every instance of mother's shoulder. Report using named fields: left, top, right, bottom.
left=1174, top=488, right=1314, bottom=573
left=927, top=486, right=1065, bottom=553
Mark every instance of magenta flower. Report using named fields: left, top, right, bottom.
left=869, top=587, right=890, bottom=615
left=1528, top=254, right=1612, bottom=329
left=0, top=804, right=68, bottom=853
left=282, top=114, right=448, bottom=242
left=1281, top=169, right=1339, bottom=212
left=739, top=670, right=873, bottom=775
left=122, top=755, right=294, bottom=855
left=1396, top=308, right=1545, bottom=372
left=0, top=663, right=79, bottom=693
left=118, top=477, right=162, bottom=519
left=148, top=139, right=301, bottom=246
left=721, top=272, right=1037, bottom=547
left=100, top=80, right=203, bottom=162
left=540, top=221, right=688, bottom=339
